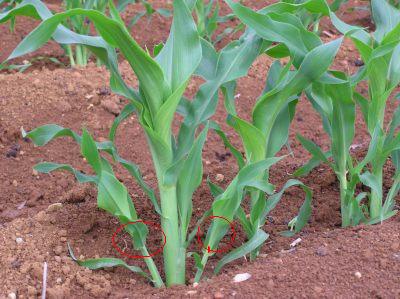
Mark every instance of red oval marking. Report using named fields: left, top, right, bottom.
left=196, top=215, right=236, bottom=253
left=111, top=220, right=166, bottom=259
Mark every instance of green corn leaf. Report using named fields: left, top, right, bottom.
left=116, top=156, right=161, bottom=215
left=156, top=0, right=201, bottom=91
left=236, top=207, right=253, bottom=237
left=188, top=251, right=204, bottom=271
left=246, top=181, right=275, bottom=195
left=297, top=134, right=329, bottom=164
left=176, top=30, right=263, bottom=160
left=144, top=127, right=173, bottom=172
left=109, top=103, right=136, bottom=142
left=25, top=123, right=160, bottom=214
left=177, top=125, right=209, bottom=234
left=128, top=11, right=145, bottom=27
left=382, top=173, right=400, bottom=215
left=34, top=162, right=97, bottom=183
left=225, top=0, right=319, bottom=66
left=387, top=43, right=400, bottom=90
left=22, top=124, right=81, bottom=146
left=205, top=158, right=282, bottom=251
left=371, top=0, right=400, bottom=43
left=68, top=243, right=151, bottom=280
left=4, top=3, right=169, bottom=119
left=328, top=11, right=370, bottom=46
left=327, top=73, right=355, bottom=174
left=360, top=172, right=383, bottom=201
left=81, top=129, right=102, bottom=176
left=207, top=177, right=224, bottom=198
left=354, top=125, right=385, bottom=174
left=156, top=8, right=172, bottom=17
left=263, top=179, right=312, bottom=227
left=154, top=82, right=188, bottom=144
left=97, top=170, right=137, bottom=222
left=228, top=115, right=265, bottom=163
left=195, top=38, right=218, bottom=80
left=265, top=97, right=298, bottom=158
left=221, top=80, right=237, bottom=116
left=214, top=229, right=269, bottom=274
left=252, top=38, right=342, bottom=142
left=192, top=30, right=264, bottom=124
left=186, top=209, right=212, bottom=245
left=293, top=155, right=329, bottom=177
left=185, top=0, right=197, bottom=11
left=281, top=183, right=312, bottom=236
left=365, top=210, right=398, bottom=225
left=0, top=0, right=141, bottom=109
left=259, top=0, right=329, bottom=16
left=306, top=86, right=332, bottom=137
left=354, top=92, right=369, bottom=125
left=210, top=122, right=245, bottom=170
left=388, top=105, right=400, bottom=138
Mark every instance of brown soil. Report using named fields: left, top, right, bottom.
left=0, top=1, right=399, bottom=298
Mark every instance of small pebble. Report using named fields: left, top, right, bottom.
left=32, top=169, right=39, bottom=176
left=7, top=293, right=16, bottom=299
left=47, top=203, right=63, bottom=212
left=233, top=273, right=251, bottom=283
left=27, top=286, right=36, bottom=296
left=56, top=278, right=62, bottom=284
left=59, top=229, right=68, bottom=237
left=354, top=59, right=364, bottom=67
left=12, top=180, right=18, bottom=187
left=214, top=292, right=224, bottom=299
left=363, top=249, right=373, bottom=260
left=354, top=271, right=362, bottom=279
left=193, top=282, right=199, bottom=288
left=316, top=246, right=328, bottom=257
left=290, top=238, right=302, bottom=247
left=187, top=290, right=197, bottom=295
left=215, top=173, right=224, bottom=182
left=54, top=245, right=63, bottom=255
left=314, top=286, right=323, bottom=293
left=15, top=237, right=23, bottom=244
left=267, top=279, right=274, bottom=287
left=62, top=265, right=71, bottom=275
left=391, top=242, right=399, bottom=251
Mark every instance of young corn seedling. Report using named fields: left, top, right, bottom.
left=62, top=0, right=109, bottom=66
left=189, top=0, right=343, bottom=280
left=2, top=0, right=272, bottom=287
left=127, top=0, right=172, bottom=28
left=295, top=0, right=400, bottom=226
left=193, top=0, right=236, bottom=44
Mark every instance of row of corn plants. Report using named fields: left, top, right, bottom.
left=1, top=0, right=399, bottom=288
left=293, top=0, right=400, bottom=226
left=1, top=0, right=163, bottom=67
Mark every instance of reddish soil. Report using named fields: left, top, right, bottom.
left=0, top=1, right=399, bottom=298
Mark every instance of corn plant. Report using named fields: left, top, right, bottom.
left=193, top=0, right=236, bottom=44
left=0, top=0, right=21, bottom=31
left=188, top=0, right=343, bottom=281
left=281, top=0, right=348, bottom=34
left=1, top=0, right=286, bottom=287
left=127, top=0, right=172, bottom=28
left=0, top=0, right=20, bottom=12
left=0, top=0, right=135, bottom=66
left=62, top=0, right=109, bottom=66
left=295, top=0, right=400, bottom=226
